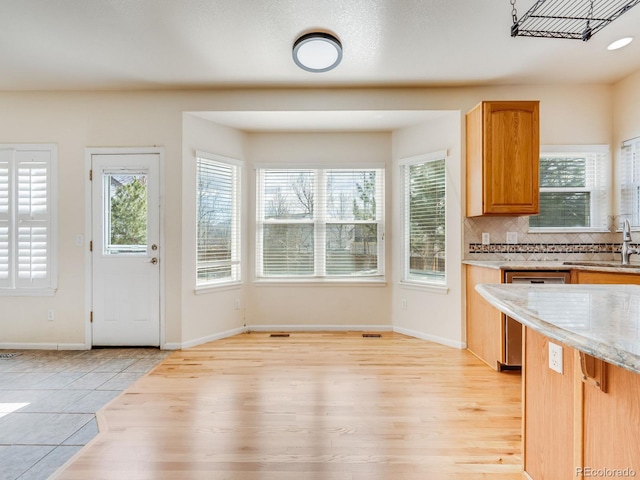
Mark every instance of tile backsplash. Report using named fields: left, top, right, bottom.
left=464, top=215, right=624, bottom=262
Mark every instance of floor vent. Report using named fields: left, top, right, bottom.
left=362, top=333, right=382, bottom=338
left=0, top=353, right=20, bottom=359
left=270, top=333, right=290, bottom=338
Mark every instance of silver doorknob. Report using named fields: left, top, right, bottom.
left=150, top=257, right=158, bottom=264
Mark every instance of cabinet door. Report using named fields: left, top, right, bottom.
left=465, top=265, right=503, bottom=370
left=484, top=101, right=539, bottom=215
left=583, top=362, right=640, bottom=474
left=524, top=328, right=575, bottom=480
left=572, top=270, right=640, bottom=285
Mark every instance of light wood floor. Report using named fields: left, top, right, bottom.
left=53, top=332, right=523, bottom=479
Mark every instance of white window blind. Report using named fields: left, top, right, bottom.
left=401, top=153, right=446, bottom=286
left=529, top=146, right=609, bottom=232
left=0, top=145, right=56, bottom=294
left=256, top=167, right=384, bottom=279
left=196, top=152, right=241, bottom=286
left=621, top=137, right=640, bottom=229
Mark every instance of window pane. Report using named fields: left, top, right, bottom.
left=263, top=170, right=314, bottom=219
left=196, top=158, right=239, bottom=284
left=263, top=224, right=314, bottom=275
left=529, top=192, right=591, bottom=228
left=407, top=160, right=446, bottom=283
left=105, top=174, right=148, bottom=255
left=326, top=223, right=377, bottom=275
left=18, top=225, right=48, bottom=280
left=540, top=157, right=586, bottom=187
left=326, top=170, right=377, bottom=221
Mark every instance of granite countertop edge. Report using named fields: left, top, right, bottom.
left=475, top=283, right=640, bottom=375
left=463, top=259, right=640, bottom=274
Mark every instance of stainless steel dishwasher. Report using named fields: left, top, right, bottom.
left=501, top=270, right=571, bottom=369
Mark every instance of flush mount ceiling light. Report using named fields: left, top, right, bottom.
left=292, top=32, right=342, bottom=73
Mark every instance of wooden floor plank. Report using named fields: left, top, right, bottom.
left=53, top=332, right=523, bottom=479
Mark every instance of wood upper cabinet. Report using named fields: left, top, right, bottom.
left=466, top=100, right=540, bottom=216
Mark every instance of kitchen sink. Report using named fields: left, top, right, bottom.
left=562, top=261, right=640, bottom=269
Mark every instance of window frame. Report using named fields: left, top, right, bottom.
left=0, top=144, right=57, bottom=296
left=528, top=145, right=609, bottom=233
left=195, top=151, right=242, bottom=292
left=620, top=136, right=640, bottom=231
left=399, top=150, right=448, bottom=289
left=255, top=165, right=385, bottom=283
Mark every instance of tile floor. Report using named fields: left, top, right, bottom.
left=0, top=348, right=171, bottom=480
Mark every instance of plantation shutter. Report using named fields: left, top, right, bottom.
left=196, top=153, right=241, bottom=285
left=16, top=150, right=51, bottom=289
left=0, top=149, right=11, bottom=287
left=402, top=155, right=446, bottom=285
left=621, top=137, right=640, bottom=228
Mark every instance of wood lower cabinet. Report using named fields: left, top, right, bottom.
left=571, top=269, right=640, bottom=285
left=583, top=362, right=640, bottom=476
left=465, top=265, right=502, bottom=370
left=572, top=269, right=640, bottom=476
left=523, top=328, right=576, bottom=480
left=466, top=100, right=540, bottom=217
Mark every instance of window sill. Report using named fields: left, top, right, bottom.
left=398, top=280, right=449, bottom=294
left=195, top=281, right=242, bottom=295
left=0, top=288, right=57, bottom=297
left=254, top=278, right=387, bottom=287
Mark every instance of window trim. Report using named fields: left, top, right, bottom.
left=528, top=145, right=610, bottom=233
left=399, top=150, right=448, bottom=288
left=620, top=136, right=640, bottom=231
left=195, top=150, right=242, bottom=291
left=255, top=165, right=386, bottom=282
left=0, top=144, right=57, bottom=296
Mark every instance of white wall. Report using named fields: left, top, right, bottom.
left=244, top=132, right=393, bottom=329
left=0, top=84, right=616, bottom=349
left=180, top=114, right=248, bottom=347
left=391, top=113, right=464, bottom=347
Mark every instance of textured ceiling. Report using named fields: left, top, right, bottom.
left=1, top=0, right=640, bottom=91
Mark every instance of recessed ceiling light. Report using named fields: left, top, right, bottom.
left=607, top=37, right=633, bottom=50
left=292, top=32, right=342, bottom=73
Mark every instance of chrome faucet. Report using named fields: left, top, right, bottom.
left=621, top=219, right=639, bottom=264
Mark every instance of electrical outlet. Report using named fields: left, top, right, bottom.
left=506, top=231, right=518, bottom=244
left=482, top=232, right=490, bottom=245
left=549, top=342, right=563, bottom=374
left=47, top=310, right=54, bottom=321
left=234, top=299, right=240, bottom=310
left=401, top=299, right=408, bottom=310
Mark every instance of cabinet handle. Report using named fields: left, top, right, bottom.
left=579, top=352, right=607, bottom=392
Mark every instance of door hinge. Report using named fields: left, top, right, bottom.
left=89, top=240, right=93, bottom=252
left=90, top=311, right=93, bottom=323
left=89, top=169, right=93, bottom=181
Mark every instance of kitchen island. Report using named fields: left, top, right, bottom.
left=476, top=283, right=640, bottom=480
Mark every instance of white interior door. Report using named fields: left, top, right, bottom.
left=91, top=153, right=160, bottom=346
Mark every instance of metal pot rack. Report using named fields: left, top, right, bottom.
left=510, top=0, right=640, bottom=41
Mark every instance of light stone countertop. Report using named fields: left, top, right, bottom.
left=476, top=283, right=640, bottom=375
left=463, top=259, right=640, bottom=274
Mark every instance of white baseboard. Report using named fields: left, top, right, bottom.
left=393, top=326, right=466, bottom=349
left=247, top=324, right=394, bottom=333
left=168, top=326, right=247, bottom=350
left=0, top=343, right=88, bottom=350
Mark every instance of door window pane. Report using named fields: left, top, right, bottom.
left=104, top=173, right=147, bottom=255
